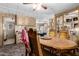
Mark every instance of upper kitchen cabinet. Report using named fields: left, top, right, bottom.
left=16, top=16, right=36, bottom=26
left=64, top=10, right=79, bottom=29
left=55, top=6, right=79, bottom=32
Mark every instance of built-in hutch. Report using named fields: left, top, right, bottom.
left=50, top=6, right=79, bottom=41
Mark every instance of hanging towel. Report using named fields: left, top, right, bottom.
left=21, top=29, right=30, bottom=48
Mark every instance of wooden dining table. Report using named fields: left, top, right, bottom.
left=39, top=36, right=77, bottom=55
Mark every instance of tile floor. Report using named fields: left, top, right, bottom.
left=0, top=43, right=79, bottom=56
left=0, top=43, right=25, bottom=56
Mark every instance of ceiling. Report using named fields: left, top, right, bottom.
left=0, top=3, right=79, bottom=22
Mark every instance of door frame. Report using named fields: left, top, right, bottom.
left=2, top=15, right=16, bottom=46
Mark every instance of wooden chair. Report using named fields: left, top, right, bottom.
left=28, top=29, right=42, bottom=56
left=75, top=36, right=79, bottom=53
left=49, top=31, right=56, bottom=37
left=59, top=26, right=70, bottom=40
left=59, top=31, right=69, bottom=40
left=41, top=44, right=54, bottom=56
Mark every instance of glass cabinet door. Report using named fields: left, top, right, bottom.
left=63, top=10, right=79, bottom=41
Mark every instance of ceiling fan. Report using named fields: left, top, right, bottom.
left=23, top=3, right=48, bottom=11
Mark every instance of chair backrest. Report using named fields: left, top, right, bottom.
left=76, top=36, right=79, bottom=46
left=28, top=29, right=42, bottom=56
left=49, top=31, right=56, bottom=37
left=59, top=31, right=69, bottom=40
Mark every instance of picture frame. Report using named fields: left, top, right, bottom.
left=66, top=19, right=72, bottom=22
left=73, top=17, right=78, bottom=21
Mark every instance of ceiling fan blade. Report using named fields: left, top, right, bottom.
left=23, top=3, right=32, bottom=4
left=41, top=5, right=47, bottom=9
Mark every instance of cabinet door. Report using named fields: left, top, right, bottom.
left=17, top=16, right=23, bottom=25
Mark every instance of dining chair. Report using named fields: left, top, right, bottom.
left=59, top=31, right=70, bottom=40
left=28, top=29, right=42, bottom=56
left=75, top=36, right=79, bottom=53
left=49, top=30, right=56, bottom=37
left=41, top=44, right=54, bottom=56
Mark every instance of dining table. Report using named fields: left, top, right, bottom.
left=39, top=36, right=77, bottom=55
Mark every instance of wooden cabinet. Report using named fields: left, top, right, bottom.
left=17, top=16, right=36, bottom=26
left=53, top=7, right=79, bottom=42
left=16, top=16, right=36, bottom=43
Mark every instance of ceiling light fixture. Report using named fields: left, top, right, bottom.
left=23, top=3, right=47, bottom=11
left=32, top=3, right=47, bottom=11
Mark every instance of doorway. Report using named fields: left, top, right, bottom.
left=3, top=17, right=15, bottom=45
left=37, top=22, right=49, bottom=37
